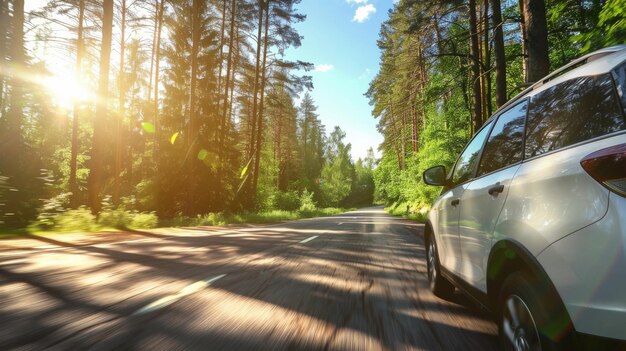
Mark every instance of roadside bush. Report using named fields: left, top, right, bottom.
left=97, top=208, right=133, bottom=228
left=98, top=196, right=161, bottom=229
left=47, top=207, right=97, bottom=232
left=271, top=191, right=301, bottom=211
left=129, top=212, right=159, bottom=229
left=299, top=190, right=317, bottom=212
left=197, top=212, right=227, bottom=226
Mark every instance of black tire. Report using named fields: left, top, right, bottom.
left=426, top=234, right=455, bottom=298
left=498, top=271, right=575, bottom=351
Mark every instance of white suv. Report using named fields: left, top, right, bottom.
left=422, top=45, right=626, bottom=351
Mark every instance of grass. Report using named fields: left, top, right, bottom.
left=1, top=207, right=348, bottom=238
left=0, top=228, right=30, bottom=239
left=160, top=208, right=346, bottom=227
left=385, top=201, right=428, bottom=222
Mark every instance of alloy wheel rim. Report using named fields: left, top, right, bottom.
left=502, top=295, right=541, bottom=351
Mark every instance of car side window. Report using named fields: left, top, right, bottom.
left=612, top=61, right=626, bottom=115
left=525, top=74, right=625, bottom=158
left=477, top=101, right=527, bottom=177
left=451, top=120, right=494, bottom=185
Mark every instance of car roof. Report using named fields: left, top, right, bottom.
left=490, top=45, right=626, bottom=120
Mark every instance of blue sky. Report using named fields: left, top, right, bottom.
left=285, top=0, right=396, bottom=160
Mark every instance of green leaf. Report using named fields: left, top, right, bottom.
left=197, top=149, right=208, bottom=160
left=170, top=132, right=179, bottom=145
left=240, top=158, right=253, bottom=179
left=141, top=122, right=155, bottom=134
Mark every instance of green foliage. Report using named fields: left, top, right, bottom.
left=129, top=212, right=159, bottom=229
left=575, top=0, right=626, bottom=53
left=320, top=126, right=355, bottom=207
left=32, top=192, right=72, bottom=230
left=30, top=206, right=97, bottom=233
left=270, top=191, right=301, bottom=211
left=299, top=189, right=317, bottom=212
left=47, top=207, right=98, bottom=232
left=161, top=207, right=346, bottom=227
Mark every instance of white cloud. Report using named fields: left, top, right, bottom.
left=358, top=68, right=372, bottom=80
left=346, top=0, right=368, bottom=3
left=353, top=4, right=376, bottom=23
left=315, top=64, right=335, bottom=73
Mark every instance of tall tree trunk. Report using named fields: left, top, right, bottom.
left=88, top=0, right=114, bottom=213
left=153, top=0, right=164, bottom=158
left=433, top=13, right=443, bottom=54
left=469, top=0, right=483, bottom=132
left=491, top=0, right=507, bottom=107
left=153, top=0, right=165, bottom=217
left=483, top=0, right=492, bottom=117
left=522, top=0, right=550, bottom=82
left=245, top=0, right=263, bottom=208
left=220, top=0, right=236, bottom=164
left=226, top=28, right=239, bottom=139
left=248, top=0, right=265, bottom=162
left=388, top=110, right=403, bottom=171
left=0, top=0, right=7, bottom=114
left=519, top=0, right=528, bottom=82
left=251, top=0, right=270, bottom=196
left=1, top=0, right=24, bottom=227
left=187, top=0, right=201, bottom=214
left=114, top=0, right=127, bottom=205
left=147, top=0, right=159, bottom=102
left=216, top=0, right=227, bottom=110
left=5, top=0, right=24, bottom=143
left=241, top=0, right=265, bottom=209
left=69, top=0, right=85, bottom=207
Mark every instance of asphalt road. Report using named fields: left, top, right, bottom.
left=0, top=207, right=499, bottom=350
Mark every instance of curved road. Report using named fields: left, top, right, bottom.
left=0, top=207, right=499, bottom=350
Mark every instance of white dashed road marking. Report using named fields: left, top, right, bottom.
left=134, top=274, right=226, bottom=316
left=299, top=236, right=319, bottom=244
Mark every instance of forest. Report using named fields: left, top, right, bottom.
left=0, top=0, right=376, bottom=231
left=369, top=0, right=625, bottom=217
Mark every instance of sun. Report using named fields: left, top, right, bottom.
left=41, top=74, right=95, bottom=110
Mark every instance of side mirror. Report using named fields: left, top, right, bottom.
left=423, top=165, right=447, bottom=186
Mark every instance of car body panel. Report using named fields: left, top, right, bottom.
left=458, top=165, right=521, bottom=292
left=537, top=192, right=626, bottom=340
left=431, top=185, right=466, bottom=274
left=494, top=134, right=623, bottom=256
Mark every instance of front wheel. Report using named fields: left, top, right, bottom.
left=498, top=272, right=574, bottom=351
left=426, top=235, right=455, bottom=298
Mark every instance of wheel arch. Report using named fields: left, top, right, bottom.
left=486, top=239, right=567, bottom=313
left=488, top=239, right=578, bottom=348
left=424, top=219, right=434, bottom=243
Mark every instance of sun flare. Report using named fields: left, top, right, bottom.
left=41, top=75, right=95, bottom=110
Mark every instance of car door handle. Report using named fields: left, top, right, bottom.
left=451, top=198, right=460, bottom=207
left=488, top=184, right=505, bottom=195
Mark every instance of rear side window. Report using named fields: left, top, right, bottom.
left=613, top=62, right=626, bottom=115
left=477, top=101, right=527, bottom=176
left=525, top=74, right=626, bottom=158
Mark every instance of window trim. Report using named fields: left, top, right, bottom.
left=447, top=119, right=496, bottom=189
left=610, top=60, right=626, bottom=122
left=475, top=99, right=529, bottom=178
left=521, top=129, right=626, bottom=164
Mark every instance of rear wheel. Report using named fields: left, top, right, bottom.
left=426, top=235, right=455, bottom=298
left=498, top=272, right=574, bottom=351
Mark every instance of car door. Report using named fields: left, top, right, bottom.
left=458, top=101, right=528, bottom=292
left=436, top=120, right=494, bottom=275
